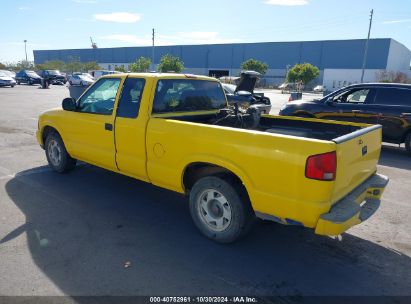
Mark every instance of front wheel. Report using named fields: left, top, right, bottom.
left=45, top=132, right=77, bottom=173
left=189, top=176, right=254, bottom=243
left=405, top=132, right=411, bottom=155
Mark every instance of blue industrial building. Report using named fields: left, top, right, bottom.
left=34, top=38, right=411, bottom=87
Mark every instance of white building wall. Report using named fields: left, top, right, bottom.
left=386, top=40, right=411, bottom=71
left=323, top=69, right=382, bottom=91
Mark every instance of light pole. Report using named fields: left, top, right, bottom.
left=361, top=9, right=374, bottom=83
left=152, top=28, right=155, bottom=71
left=24, top=40, right=28, bottom=62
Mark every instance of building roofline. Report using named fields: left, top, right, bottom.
left=33, top=38, right=400, bottom=53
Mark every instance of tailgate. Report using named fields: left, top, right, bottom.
left=331, top=125, right=382, bottom=203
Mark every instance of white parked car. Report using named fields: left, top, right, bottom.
left=68, top=74, right=95, bottom=86
left=313, top=85, right=325, bottom=93
left=0, top=71, right=16, bottom=88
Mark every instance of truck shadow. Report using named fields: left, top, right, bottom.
left=3, top=165, right=411, bottom=297
left=379, top=145, right=411, bottom=171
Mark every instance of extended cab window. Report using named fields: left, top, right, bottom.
left=153, top=79, right=226, bottom=113
left=117, top=78, right=145, bottom=118
left=374, top=88, right=411, bottom=106
left=332, top=88, right=370, bottom=104
left=78, top=78, right=121, bottom=115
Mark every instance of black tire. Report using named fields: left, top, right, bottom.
left=405, top=132, right=411, bottom=155
left=69, top=81, right=73, bottom=86
left=27, top=80, right=32, bottom=85
left=189, top=176, right=254, bottom=243
left=80, top=81, right=84, bottom=86
left=45, top=131, right=77, bottom=173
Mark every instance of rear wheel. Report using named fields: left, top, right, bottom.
left=45, top=132, right=77, bottom=173
left=189, top=176, right=254, bottom=243
left=405, top=132, right=411, bottom=155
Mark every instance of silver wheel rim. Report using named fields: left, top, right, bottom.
left=47, top=139, right=62, bottom=167
left=197, top=189, right=232, bottom=232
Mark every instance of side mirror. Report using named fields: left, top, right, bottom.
left=324, top=98, right=334, bottom=105
left=62, top=97, right=77, bottom=111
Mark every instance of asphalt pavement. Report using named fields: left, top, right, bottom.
left=0, top=84, right=411, bottom=298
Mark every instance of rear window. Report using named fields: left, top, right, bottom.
left=153, top=79, right=226, bottom=113
left=374, top=88, right=411, bottom=106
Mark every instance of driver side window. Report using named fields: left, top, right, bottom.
left=78, top=78, right=121, bottom=115
left=333, top=88, right=370, bottom=104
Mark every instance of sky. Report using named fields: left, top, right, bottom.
left=1, top=0, right=411, bottom=63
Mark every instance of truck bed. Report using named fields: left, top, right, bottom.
left=168, top=113, right=363, bottom=142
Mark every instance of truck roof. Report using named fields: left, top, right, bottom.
left=101, top=72, right=219, bottom=81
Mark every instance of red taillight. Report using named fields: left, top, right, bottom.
left=288, top=96, right=292, bottom=102
left=305, top=151, right=336, bottom=181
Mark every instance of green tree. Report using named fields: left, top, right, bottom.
left=35, top=60, right=65, bottom=72
left=64, top=56, right=82, bottom=74
left=14, top=60, right=35, bottom=70
left=129, top=56, right=151, bottom=72
left=240, top=59, right=268, bottom=75
left=287, top=63, right=320, bottom=85
left=115, top=65, right=127, bottom=72
left=82, top=61, right=101, bottom=72
left=158, top=54, right=184, bottom=73
left=0, top=62, right=6, bottom=69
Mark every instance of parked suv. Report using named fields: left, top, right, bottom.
left=279, top=83, right=411, bottom=154
left=38, top=70, right=67, bottom=85
left=15, top=70, right=42, bottom=85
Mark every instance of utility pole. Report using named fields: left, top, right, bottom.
left=24, top=40, right=28, bottom=62
left=152, top=28, right=155, bottom=71
left=285, top=64, right=290, bottom=82
left=361, top=9, right=374, bottom=83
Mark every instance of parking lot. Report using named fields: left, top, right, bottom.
left=0, top=85, right=411, bottom=297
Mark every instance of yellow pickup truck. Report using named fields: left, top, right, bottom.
left=36, top=73, right=388, bottom=243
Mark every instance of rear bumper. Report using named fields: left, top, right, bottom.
left=315, top=173, right=389, bottom=236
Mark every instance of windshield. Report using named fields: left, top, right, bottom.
left=79, top=75, right=92, bottom=80
left=0, top=72, right=7, bottom=77
left=26, top=72, right=38, bottom=77
left=223, top=84, right=236, bottom=94
left=48, top=70, right=61, bottom=75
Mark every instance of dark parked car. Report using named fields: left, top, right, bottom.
left=222, top=71, right=271, bottom=114
left=15, top=70, right=42, bottom=85
left=37, top=70, right=67, bottom=85
left=279, top=83, right=411, bottom=154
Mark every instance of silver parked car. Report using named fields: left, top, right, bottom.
left=68, top=73, right=95, bottom=86
left=0, top=71, right=17, bottom=88
left=0, top=70, right=16, bottom=80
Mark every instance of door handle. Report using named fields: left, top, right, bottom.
left=105, top=123, right=113, bottom=131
